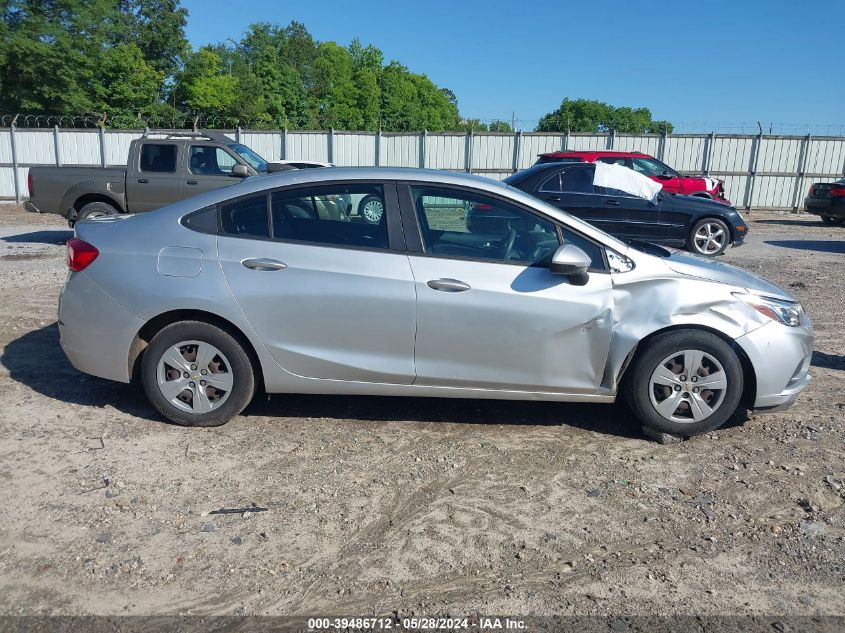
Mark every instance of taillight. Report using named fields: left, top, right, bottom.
left=66, top=238, right=99, bottom=272
left=830, top=188, right=845, bottom=198
left=27, top=172, right=34, bottom=197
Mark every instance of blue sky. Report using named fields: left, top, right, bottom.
left=181, top=0, right=845, bottom=132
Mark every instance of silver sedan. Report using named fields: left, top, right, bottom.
left=59, top=168, right=813, bottom=438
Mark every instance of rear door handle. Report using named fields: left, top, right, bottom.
left=186, top=179, right=198, bottom=185
left=137, top=178, right=149, bottom=184
left=427, top=278, right=471, bottom=292
left=605, top=199, right=620, bottom=205
left=543, top=195, right=561, bottom=202
left=242, top=258, right=287, bottom=271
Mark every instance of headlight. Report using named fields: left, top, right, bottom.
left=734, top=293, right=804, bottom=327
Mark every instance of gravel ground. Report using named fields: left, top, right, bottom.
left=0, top=203, right=842, bottom=620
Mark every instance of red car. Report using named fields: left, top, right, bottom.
left=536, top=150, right=731, bottom=205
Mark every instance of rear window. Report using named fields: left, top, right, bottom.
left=140, top=144, right=177, bottom=173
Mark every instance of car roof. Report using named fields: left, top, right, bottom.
left=539, top=150, right=647, bottom=157
left=505, top=161, right=593, bottom=184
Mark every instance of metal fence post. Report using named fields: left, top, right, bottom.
left=280, top=124, right=287, bottom=160
left=657, top=131, right=666, bottom=161
left=375, top=129, right=381, bottom=167
left=98, top=125, right=107, bottom=167
left=607, top=129, right=615, bottom=150
left=791, top=133, right=811, bottom=211
left=563, top=131, right=570, bottom=151
left=328, top=128, right=334, bottom=164
left=744, top=131, right=764, bottom=211
left=9, top=120, right=20, bottom=203
left=512, top=130, right=522, bottom=173
left=235, top=126, right=241, bottom=143
left=53, top=125, right=61, bottom=166
left=465, top=130, right=473, bottom=174
left=702, top=132, right=715, bottom=175
left=419, top=129, right=427, bottom=168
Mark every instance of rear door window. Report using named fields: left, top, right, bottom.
left=220, top=194, right=270, bottom=238
left=271, top=185, right=389, bottom=250
left=140, top=144, right=177, bottom=173
left=560, top=167, right=596, bottom=193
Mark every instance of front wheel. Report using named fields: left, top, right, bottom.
left=141, top=321, right=255, bottom=427
left=624, top=330, right=744, bottom=437
left=688, top=218, right=730, bottom=256
left=820, top=215, right=845, bottom=226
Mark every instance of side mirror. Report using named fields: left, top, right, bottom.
left=550, top=244, right=591, bottom=277
left=658, top=171, right=673, bottom=179
left=231, top=164, right=250, bottom=178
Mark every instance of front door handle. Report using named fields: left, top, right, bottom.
left=543, top=195, right=561, bottom=202
left=242, top=258, right=287, bottom=271
left=186, top=179, right=198, bottom=185
left=137, top=178, right=149, bottom=184
left=427, top=278, right=471, bottom=292
left=605, top=199, right=620, bottom=205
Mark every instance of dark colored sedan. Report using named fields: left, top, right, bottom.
left=805, top=179, right=845, bottom=226
left=505, top=162, right=748, bottom=256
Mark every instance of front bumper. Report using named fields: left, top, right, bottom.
left=58, top=272, right=144, bottom=383
left=734, top=318, right=813, bottom=411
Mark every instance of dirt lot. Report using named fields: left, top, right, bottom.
left=0, top=203, right=843, bottom=622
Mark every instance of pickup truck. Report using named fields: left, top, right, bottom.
left=25, top=131, right=277, bottom=226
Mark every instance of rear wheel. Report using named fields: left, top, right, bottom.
left=624, top=330, right=744, bottom=437
left=820, top=215, right=845, bottom=226
left=141, top=321, right=255, bottom=427
left=358, top=195, right=384, bottom=224
left=77, top=201, right=119, bottom=222
left=688, top=217, right=730, bottom=256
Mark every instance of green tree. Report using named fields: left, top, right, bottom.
left=537, top=98, right=673, bottom=134
left=175, top=47, right=239, bottom=116
left=313, top=41, right=360, bottom=129
left=94, top=43, right=165, bottom=125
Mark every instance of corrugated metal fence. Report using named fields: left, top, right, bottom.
left=3, top=126, right=845, bottom=209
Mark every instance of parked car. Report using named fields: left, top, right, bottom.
left=505, top=162, right=748, bottom=256
left=274, top=160, right=334, bottom=169
left=536, top=150, right=731, bottom=204
left=25, top=130, right=271, bottom=226
left=59, top=167, right=812, bottom=438
left=804, top=179, right=845, bottom=225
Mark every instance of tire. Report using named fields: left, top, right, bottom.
left=140, top=320, right=255, bottom=427
left=624, top=329, right=744, bottom=437
left=820, top=215, right=845, bottom=226
left=358, top=194, right=384, bottom=224
left=687, top=217, right=730, bottom=256
left=77, top=201, right=119, bottom=221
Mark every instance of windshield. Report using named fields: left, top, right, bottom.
left=228, top=143, right=268, bottom=173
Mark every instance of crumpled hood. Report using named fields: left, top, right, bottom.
left=662, top=249, right=795, bottom=301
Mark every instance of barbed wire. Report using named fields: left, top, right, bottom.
left=2, top=113, right=844, bottom=137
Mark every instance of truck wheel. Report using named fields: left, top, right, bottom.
left=77, top=201, right=119, bottom=222
left=820, top=215, right=844, bottom=226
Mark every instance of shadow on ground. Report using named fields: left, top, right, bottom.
left=812, top=350, right=845, bottom=371
left=3, top=325, right=667, bottom=439
left=1, top=230, right=72, bottom=245
left=764, top=240, right=845, bottom=254
left=752, top=219, right=828, bottom=228
left=1, top=323, right=158, bottom=421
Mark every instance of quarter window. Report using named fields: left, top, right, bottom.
left=139, top=144, right=177, bottom=173
left=539, top=173, right=562, bottom=193
left=270, top=185, right=388, bottom=249
left=411, top=186, right=560, bottom=265
left=220, top=195, right=269, bottom=238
